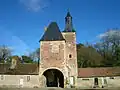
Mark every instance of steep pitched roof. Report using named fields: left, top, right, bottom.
left=78, top=67, right=120, bottom=78
left=40, top=22, right=65, bottom=41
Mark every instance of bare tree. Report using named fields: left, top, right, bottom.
left=29, top=48, right=40, bottom=61
left=0, top=45, right=12, bottom=63
left=94, top=29, right=120, bottom=66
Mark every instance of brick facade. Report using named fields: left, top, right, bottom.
left=39, top=32, right=78, bottom=88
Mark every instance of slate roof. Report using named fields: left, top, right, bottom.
left=78, top=67, right=120, bottom=78
left=0, top=63, right=39, bottom=75
left=66, top=11, right=72, bottom=17
left=40, top=22, right=65, bottom=41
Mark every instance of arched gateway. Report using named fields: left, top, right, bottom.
left=43, top=69, right=64, bottom=88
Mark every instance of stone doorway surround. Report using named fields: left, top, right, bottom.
left=43, top=69, right=64, bottom=88
left=39, top=67, right=66, bottom=88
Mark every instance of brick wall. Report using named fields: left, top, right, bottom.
left=39, top=40, right=68, bottom=87
left=40, top=41, right=66, bottom=69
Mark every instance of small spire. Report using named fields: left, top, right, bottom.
left=66, top=9, right=71, bottom=17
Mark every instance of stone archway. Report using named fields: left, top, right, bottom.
left=43, top=69, right=64, bottom=88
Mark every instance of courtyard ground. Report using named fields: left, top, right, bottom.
left=0, top=87, right=120, bottom=90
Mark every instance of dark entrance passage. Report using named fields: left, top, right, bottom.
left=93, top=78, right=99, bottom=88
left=43, top=69, right=64, bottom=88
left=94, top=78, right=98, bottom=85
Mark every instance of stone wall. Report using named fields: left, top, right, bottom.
left=62, top=32, right=78, bottom=87
left=0, top=75, right=39, bottom=88
left=106, top=76, right=120, bottom=87
left=0, top=75, right=120, bottom=88
left=77, top=76, right=120, bottom=88
left=0, top=88, right=120, bottom=90
left=77, top=78, right=94, bottom=88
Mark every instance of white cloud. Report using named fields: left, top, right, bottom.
left=97, top=33, right=107, bottom=39
left=19, top=0, right=49, bottom=12
left=97, top=29, right=120, bottom=39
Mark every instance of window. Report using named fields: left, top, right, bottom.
left=104, top=79, right=107, bottom=84
left=27, top=76, right=30, bottom=82
left=1, top=75, right=4, bottom=80
left=69, top=54, right=72, bottom=58
left=67, top=18, right=70, bottom=24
